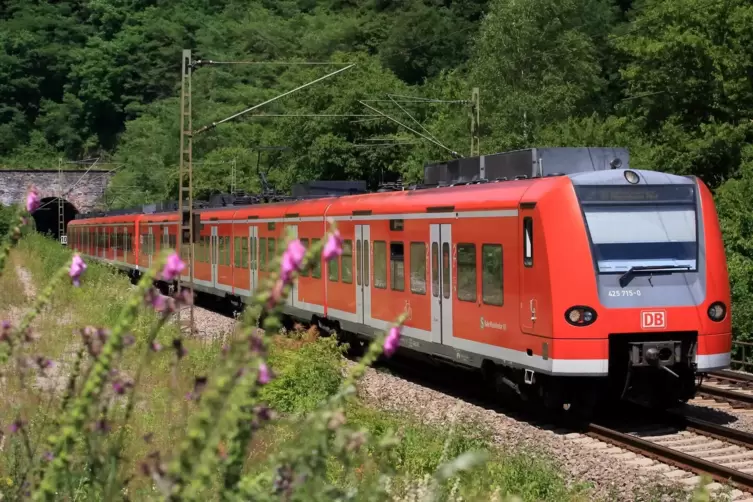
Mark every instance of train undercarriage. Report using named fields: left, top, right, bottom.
left=149, top=279, right=706, bottom=420
left=480, top=332, right=701, bottom=418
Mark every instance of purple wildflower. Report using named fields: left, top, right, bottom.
left=257, top=362, right=271, bottom=385
left=255, top=405, right=272, bottom=422
left=322, top=229, right=343, bottom=261
left=36, top=356, right=53, bottom=370
left=150, top=341, right=162, bottom=352
left=160, top=253, right=185, bottom=281
left=172, top=338, right=187, bottom=359
left=26, top=187, right=40, bottom=214
left=249, top=334, right=264, bottom=354
left=267, top=279, right=285, bottom=309
left=95, top=419, right=110, bottom=433
left=186, top=376, right=207, bottom=401
left=69, top=254, right=87, bottom=287
left=383, top=325, right=401, bottom=357
left=0, top=321, right=10, bottom=342
left=43, top=451, right=54, bottom=462
left=112, top=381, right=126, bottom=395
left=8, top=419, right=23, bottom=434
left=280, top=239, right=306, bottom=284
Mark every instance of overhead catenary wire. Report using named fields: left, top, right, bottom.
left=193, top=63, right=356, bottom=135
left=359, top=101, right=461, bottom=157
left=194, top=60, right=355, bottom=66
left=387, top=94, right=447, bottom=149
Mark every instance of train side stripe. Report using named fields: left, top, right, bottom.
left=195, top=209, right=518, bottom=225
left=697, top=353, right=730, bottom=371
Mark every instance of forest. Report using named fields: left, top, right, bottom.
left=1, top=0, right=753, bottom=337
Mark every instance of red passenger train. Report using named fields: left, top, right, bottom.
left=67, top=148, right=732, bottom=414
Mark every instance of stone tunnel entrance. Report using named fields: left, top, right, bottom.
left=32, top=198, right=79, bottom=242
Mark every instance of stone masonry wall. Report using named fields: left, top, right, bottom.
left=0, top=170, right=114, bottom=213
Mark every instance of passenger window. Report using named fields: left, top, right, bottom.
left=342, top=240, right=353, bottom=284
left=299, top=238, right=310, bottom=277
left=390, top=242, right=404, bottom=292
left=234, top=237, right=241, bottom=267
left=442, top=243, right=450, bottom=299
left=373, top=241, right=387, bottom=289
left=329, top=251, right=339, bottom=282
left=482, top=244, right=504, bottom=306
left=225, top=236, right=231, bottom=266
left=267, top=238, right=276, bottom=270
left=260, top=238, right=267, bottom=270
left=311, top=238, right=321, bottom=278
left=410, top=242, right=426, bottom=295
left=431, top=243, right=439, bottom=297
left=251, top=236, right=257, bottom=270
left=364, top=239, right=369, bottom=287
left=356, top=240, right=362, bottom=286
left=457, top=244, right=477, bottom=302
left=523, top=217, right=533, bottom=267
left=241, top=237, right=248, bottom=269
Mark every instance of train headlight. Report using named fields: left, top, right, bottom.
left=708, top=302, right=726, bottom=322
left=624, top=170, right=640, bottom=184
left=565, top=306, right=598, bottom=327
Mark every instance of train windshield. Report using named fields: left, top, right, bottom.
left=574, top=184, right=698, bottom=273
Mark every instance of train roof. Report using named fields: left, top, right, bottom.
left=324, top=176, right=562, bottom=216
left=71, top=147, right=648, bottom=223
left=71, top=175, right=572, bottom=224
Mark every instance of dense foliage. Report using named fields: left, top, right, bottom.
left=2, top=0, right=753, bottom=338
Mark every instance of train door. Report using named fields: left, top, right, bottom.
left=429, top=224, right=452, bottom=345
left=355, top=224, right=371, bottom=324
left=519, top=211, right=537, bottom=333
left=211, top=226, right=219, bottom=289
left=286, top=225, right=298, bottom=306
left=249, top=225, right=258, bottom=294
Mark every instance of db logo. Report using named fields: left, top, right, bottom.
left=641, top=310, right=666, bottom=329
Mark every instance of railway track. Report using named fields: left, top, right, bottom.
left=695, top=370, right=753, bottom=411
left=578, top=411, right=753, bottom=499
left=169, top=290, right=753, bottom=498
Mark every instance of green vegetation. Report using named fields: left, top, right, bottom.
left=1, top=226, right=618, bottom=501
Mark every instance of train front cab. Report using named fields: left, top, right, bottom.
left=544, top=169, right=732, bottom=410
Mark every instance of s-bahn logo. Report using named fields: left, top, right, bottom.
left=480, top=317, right=507, bottom=331
left=641, top=310, right=666, bottom=329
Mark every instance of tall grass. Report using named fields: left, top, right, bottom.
left=0, top=199, right=719, bottom=501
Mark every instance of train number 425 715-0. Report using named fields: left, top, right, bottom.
left=607, top=289, right=642, bottom=297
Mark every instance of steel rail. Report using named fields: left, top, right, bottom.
left=698, top=384, right=753, bottom=406
left=708, top=370, right=753, bottom=384
left=587, top=422, right=753, bottom=492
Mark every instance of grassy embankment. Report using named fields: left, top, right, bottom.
left=0, top=233, right=708, bottom=501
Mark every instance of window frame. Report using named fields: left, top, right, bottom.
left=373, top=241, right=387, bottom=289
left=523, top=217, right=533, bottom=267
left=409, top=242, right=426, bottom=295
left=457, top=243, right=477, bottom=302
left=482, top=244, right=504, bottom=306
left=342, top=239, right=353, bottom=284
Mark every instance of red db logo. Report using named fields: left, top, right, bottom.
left=641, top=310, right=666, bottom=329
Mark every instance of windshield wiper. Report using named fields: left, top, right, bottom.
left=618, top=265, right=692, bottom=288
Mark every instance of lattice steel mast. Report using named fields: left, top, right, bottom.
left=177, top=49, right=195, bottom=334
